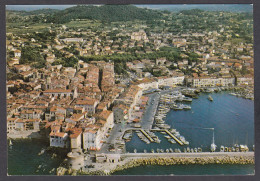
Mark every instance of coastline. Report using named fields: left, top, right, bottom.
left=7, top=131, right=44, bottom=139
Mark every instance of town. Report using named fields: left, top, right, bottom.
left=6, top=5, right=254, bottom=175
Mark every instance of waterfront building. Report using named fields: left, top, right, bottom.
left=70, top=129, right=82, bottom=150
left=49, top=131, right=69, bottom=148
left=157, top=75, right=185, bottom=87
left=83, top=127, right=102, bottom=151
left=192, top=76, right=235, bottom=87
left=7, top=118, right=19, bottom=133
left=134, top=78, right=158, bottom=91
left=236, top=75, right=254, bottom=86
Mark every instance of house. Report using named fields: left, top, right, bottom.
left=14, top=49, right=21, bottom=58
left=83, top=126, right=102, bottom=151
left=94, top=110, right=114, bottom=130
left=70, top=129, right=82, bottom=150
left=74, top=97, right=98, bottom=114
left=42, top=89, right=74, bottom=98
left=156, top=57, right=167, bottom=65
left=49, top=131, right=69, bottom=148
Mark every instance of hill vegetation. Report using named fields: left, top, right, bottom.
left=45, top=5, right=164, bottom=24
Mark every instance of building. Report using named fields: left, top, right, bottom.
left=49, top=131, right=68, bottom=148
left=42, top=89, right=74, bottom=98
left=83, top=128, right=102, bottom=151
left=70, top=129, right=82, bottom=150
left=113, top=104, right=129, bottom=123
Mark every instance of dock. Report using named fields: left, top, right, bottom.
left=140, top=129, right=154, bottom=142
left=164, top=130, right=184, bottom=146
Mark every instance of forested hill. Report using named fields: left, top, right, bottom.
left=45, top=5, right=164, bottom=23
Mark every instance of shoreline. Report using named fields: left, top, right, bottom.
left=7, top=130, right=45, bottom=139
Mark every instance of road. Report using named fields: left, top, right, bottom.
left=140, top=92, right=160, bottom=130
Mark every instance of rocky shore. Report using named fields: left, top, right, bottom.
left=60, top=154, right=254, bottom=176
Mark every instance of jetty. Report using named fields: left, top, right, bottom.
left=66, top=151, right=254, bottom=176
left=140, top=129, right=154, bottom=142
left=164, top=130, right=184, bottom=146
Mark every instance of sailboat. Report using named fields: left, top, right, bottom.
left=9, top=139, right=13, bottom=146
left=210, top=128, right=217, bottom=152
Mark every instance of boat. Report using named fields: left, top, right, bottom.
left=187, top=147, right=190, bottom=152
left=9, top=140, right=13, bottom=146
left=224, top=147, right=228, bottom=152
left=183, top=105, right=191, bottom=110
left=134, top=149, right=137, bottom=153
left=183, top=140, right=189, bottom=145
left=166, top=149, right=169, bottom=153
left=208, top=95, right=213, bottom=101
left=164, top=135, right=171, bottom=139
left=191, top=148, right=194, bottom=153
left=205, top=88, right=214, bottom=93
left=182, top=97, right=193, bottom=102
left=210, top=128, right=217, bottom=152
left=169, top=139, right=176, bottom=144
left=151, top=149, right=155, bottom=153
left=169, top=148, right=173, bottom=153
left=194, top=148, right=198, bottom=153
left=160, top=149, right=164, bottom=153
left=220, top=146, right=225, bottom=152
left=38, top=148, right=45, bottom=156
left=173, top=104, right=184, bottom=110
left=234, top=144, right=240, bottom=152
left=240, top=145, right=249, bottom=152
left=197, top=147, right=202, bottom=152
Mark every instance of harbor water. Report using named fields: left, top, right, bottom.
left=8, top=139, right=64, bottom=175
left=112, top=164, right=255, bottom=175
left=126, top=92, right=254, bottom=153
left=8, top=92, right=254, bottom=175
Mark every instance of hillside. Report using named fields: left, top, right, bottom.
left=45, top=5, right=164, bottom=23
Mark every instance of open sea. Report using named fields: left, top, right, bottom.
left=8, top=92, right=254, bottom=175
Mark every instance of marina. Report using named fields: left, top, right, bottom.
left=126, top=90, right=254, bottom=154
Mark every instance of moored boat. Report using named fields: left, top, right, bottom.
left=208, top=95, right=213, bottom=101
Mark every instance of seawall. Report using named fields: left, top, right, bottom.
left=64, top=152, right=254, bottom=175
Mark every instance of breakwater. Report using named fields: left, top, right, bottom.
left=65, top=152, right=254, bottom=176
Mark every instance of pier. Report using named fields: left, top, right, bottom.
left=140, top=129, right=154, bottom=142
left=72, top=151, right=255, bottom=176
left=164, top=130, right=184, bottom=146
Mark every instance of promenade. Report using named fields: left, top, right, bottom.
left=122, top=151, right=254, bottom=158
